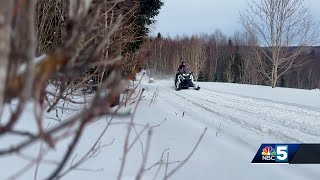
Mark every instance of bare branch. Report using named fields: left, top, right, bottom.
left=164, top=127, right=207, bottom=180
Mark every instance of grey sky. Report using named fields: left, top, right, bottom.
left=151, top=0, right=320, bottom=37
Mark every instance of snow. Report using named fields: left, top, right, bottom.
left=1, top=73, right=320, bottom=180
left=17, top=54, right=48, bottom=74
left=197, top=82, right=320, bottom=108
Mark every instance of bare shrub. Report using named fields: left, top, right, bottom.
left=0, top=1, right=207, bottom=179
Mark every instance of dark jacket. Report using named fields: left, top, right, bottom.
left=178, top=65, right=188, bottom=74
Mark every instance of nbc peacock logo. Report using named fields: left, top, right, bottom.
left=262, top=146, right=277, bottom=156
left=261, top=146, right=277, bottom=160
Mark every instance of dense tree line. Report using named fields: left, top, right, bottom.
left=144, top=0, right=319, bottom=90
left=143, top=30, right=320, bottom=89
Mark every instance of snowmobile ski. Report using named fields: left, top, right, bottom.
left=194, top=86, right=200, bottom=90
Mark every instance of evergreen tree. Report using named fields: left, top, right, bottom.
left=157, top=32, right=162, bottom=39
left=280, top=76, right=286, bottom=87
left=228, top=38, right=233, bottom=47
left=214, top=73, right=220, bottom=82
left=228, top=38, right=243, bottom=83
left=197, top=70, right=206, bottom=82
left=227, top=38, right=235, bottom=82
left=232, top=47, right=242, bottom=83
left=128, top=0, right=164, bottom=53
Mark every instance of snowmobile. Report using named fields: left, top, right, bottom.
left=175, top=72, right=200, bottom=91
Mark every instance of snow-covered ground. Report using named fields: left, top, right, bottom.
left=1, top=73, right=320, bottom=180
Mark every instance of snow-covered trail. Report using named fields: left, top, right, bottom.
left=154, top=80, right=320, bottom=143
left=1, top=77, right=320, bottom=180
left=164, top=83, right=320, bottom=143
left=143, top=79, right=320, bottom=180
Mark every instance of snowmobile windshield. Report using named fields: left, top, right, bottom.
left=183, top=70, right=190, bottom=75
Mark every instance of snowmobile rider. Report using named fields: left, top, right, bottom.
left=177, top=61, right=188, bottom=74
left=175, top=61, right=188, bottom=81
left=175, top=61, right=200, bottom=90
left=175, top=61, right=195, bottom=84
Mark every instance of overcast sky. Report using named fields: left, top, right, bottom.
left=150, top=0, right=320, bottom=37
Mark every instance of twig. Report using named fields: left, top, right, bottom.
left=128, top=125, right=149, bottom=152
left=164, top=127, right=207, bottom=180
left=151, top=119, right=167, bottom=129
left=45, top=117, right=89, bottom=180
left=164, top=152, right=170, bottom=178
left=57, top=116, right=115, bottom=179
left=135, top=128, right=153, bottom=180
left=8, top=130, right=37, bottom=139
left=117, top=89, right=145, bottom=180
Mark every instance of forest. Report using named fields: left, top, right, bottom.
left=144, top=31, right=320, bottom=89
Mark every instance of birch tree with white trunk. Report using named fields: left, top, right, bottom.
left=240, top=0, right=319, bottom=88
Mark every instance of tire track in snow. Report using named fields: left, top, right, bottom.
left=158, top=83, right=320, bottom=142
left=201, top=87, right=320, bottom=114
left=151, top=83, right=320, bottom=179
left=157, top=84, right=303, bottom=142
left=154, top=87, right=264, bottom=149
left=191, top=89, right=320, bottom=138
left=195, top=95, right=320, bottom=138
left=169, top=90, right=303, bottom=143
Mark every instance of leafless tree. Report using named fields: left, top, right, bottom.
left=184, top=36, right=206, bottom=81
left=232, top=31, right=263, bottom=84
left=240, top=0, right=319, bottom=88
left=212, top=29, right=227, bottom=78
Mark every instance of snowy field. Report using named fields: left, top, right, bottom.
left=1, top=73, right=320, bottom=180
